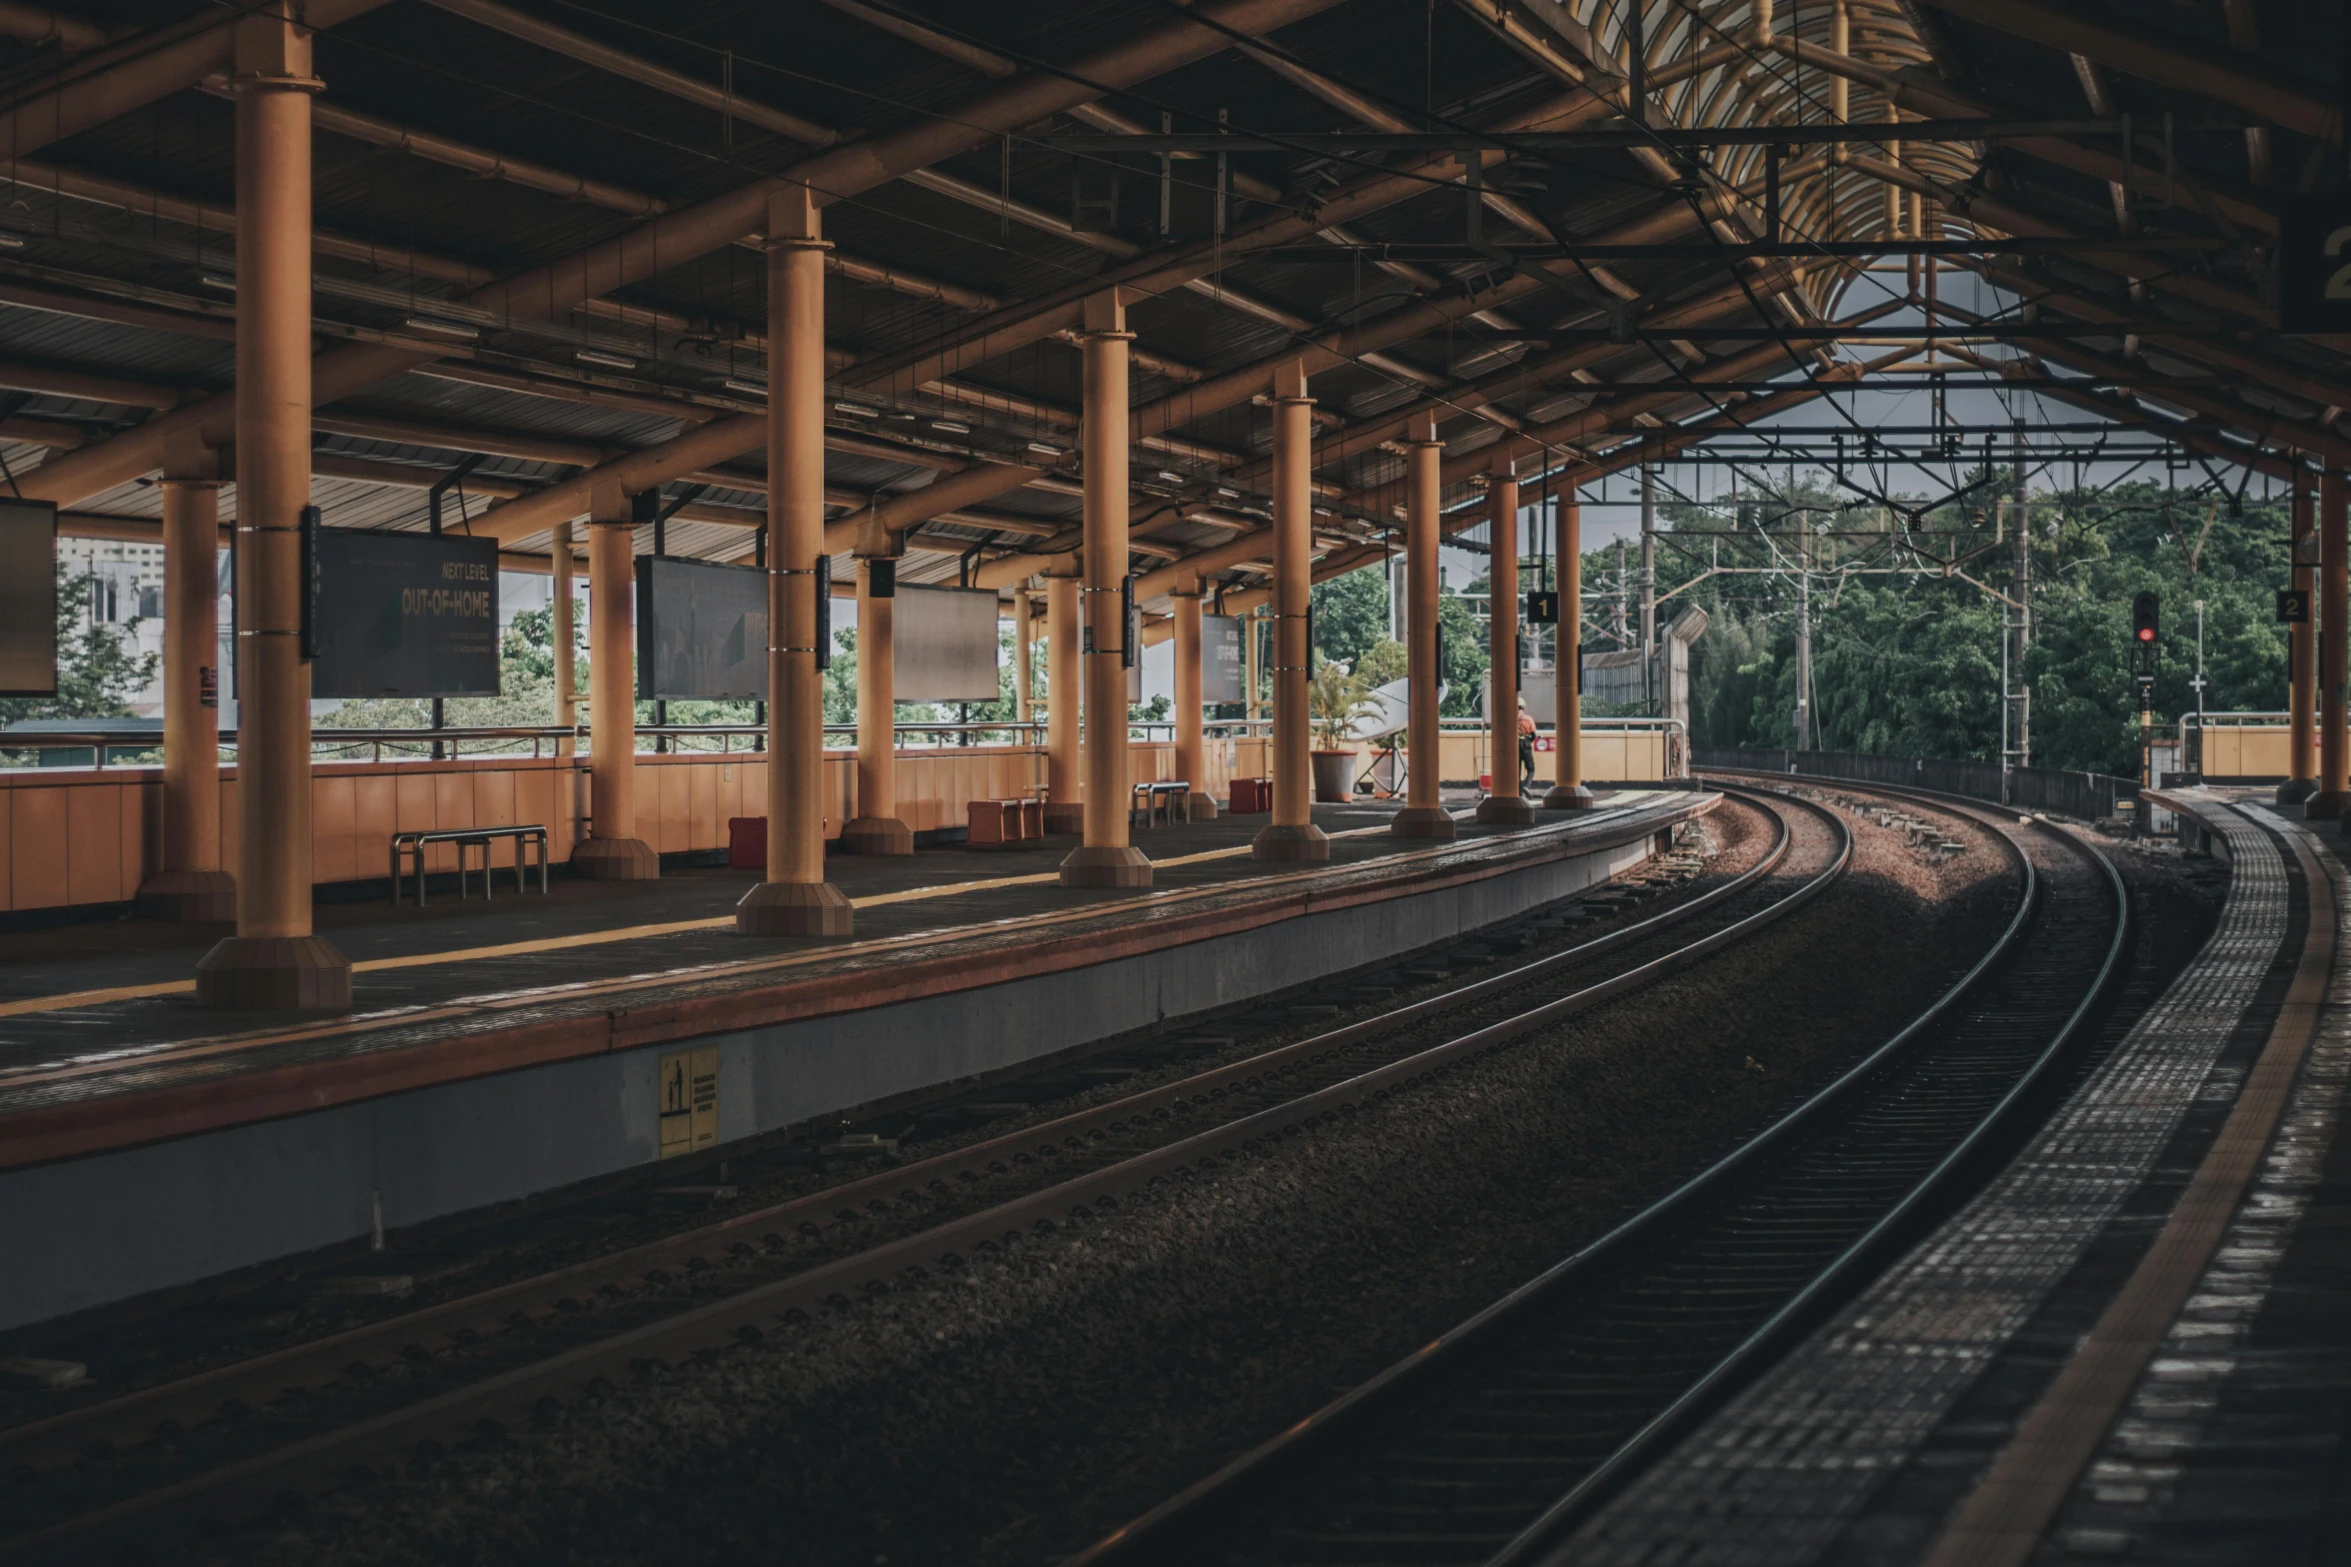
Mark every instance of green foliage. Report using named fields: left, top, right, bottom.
left=1354, top=637, right=1408, bottom=688
left=1307, top=652, right=1378, bottom=748
left=1309, top=565, right=1388, bottom=667
left=0, top=565, right=157, bottom=728
left=1669, top=478, right=2289, bottom=777
left=1437, top=590, right=1485, bottom=716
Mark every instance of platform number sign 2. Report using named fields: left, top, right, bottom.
left=2279, top=196, right=2351, bottom=334
left=2278, top=587, right=2311, bottom=625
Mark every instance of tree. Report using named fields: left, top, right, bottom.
left=0, top=564, right=158, bottom=730
left=1310, top=564, right=1388, bottom=667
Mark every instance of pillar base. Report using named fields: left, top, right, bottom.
left=1251, top=821, right=1330, bottom=862
left=1474, top=794, right=1538, bottom=826
left=1541, top=783, right=1600, bottom=812
left=1390, top=805, right=1458, bottom=840
left=194, top=934, right=352, bottom=1012
left=1059, top=844, right=1153, bottom=888
left=735, top=879, right=854, bottom=936
left=571, top=835, right=659, bottom=879
left=2277, top=777, right=2318, bottom=805
left=1043, top=802, right=1085, bottom=835
left=2307, top=791, right=2348, bottom=821
left=134, top=868, right=237, bottom=923
left=1184, top=792, right=1219, bottom=823
left=839, top=816, right=914, bottom=856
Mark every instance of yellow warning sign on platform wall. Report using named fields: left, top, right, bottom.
left=658, top=1046, right=719, bottom=1159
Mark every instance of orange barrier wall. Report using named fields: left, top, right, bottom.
left=0, top=739, right=1233, bottom=916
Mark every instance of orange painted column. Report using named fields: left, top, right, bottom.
left=1015, top=583, right=1035, bottom=726
left=195, top=7, right=349, bottom=1008
left=137, top=458, right=236, bottom=921
left=1254, top=358, right=1328, bottom=861
left=741, top=183, right=852, bottom=932
left=1061, top=289, right=1152, bottom=887
left=1477, top=461, right=1535, bottom=825
left=841, top=551, right=913, bottom=854
left=572, top=485, right=657, bottom=876
left=2282, top=467, right=2316, bottom=804
left=1043, top=561, right=1083, bottom=833
left=1544, top=495, right=1596, bottom=809
left=2312, top=466, right=2349, bottom=819
left=1393, top=411, right=1456, bottom=839
left=1171, top=577, right=1218, bottom=821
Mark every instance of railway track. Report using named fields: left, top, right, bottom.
left=1072, top=779, right=2131, bottom=1567
left=0, top=789, right=1847, bottom=1563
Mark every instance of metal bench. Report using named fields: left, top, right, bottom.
left=391, top=824, right=550, bottom=906
left=1130, top=779, right=1192, bottom=829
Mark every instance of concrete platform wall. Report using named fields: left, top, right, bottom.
left=0, top=828, right=1659, bottom=1329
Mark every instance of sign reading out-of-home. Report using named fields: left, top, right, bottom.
left=310, top=531, right=501, bottom=698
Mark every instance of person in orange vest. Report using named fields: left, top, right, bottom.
left=1516, top=700, right=1538, bottom=792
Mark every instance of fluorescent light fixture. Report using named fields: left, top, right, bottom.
left=1026, top=441, right=1064, bottom=457
left=1156, top=470, right=1184, bottom=483
left=724, top=379, right=769, bottom=397
left=1214, top=486, right=1240, bottom=499
left=931, top=419, right=971, bottom=434
left=199, top=273, right=236, bottom=292
left=832, top=401, right=877, bottom=416
left=404, top=316, right=479, bottom=339
left=574, top=349, right=636, bottom=370
left=0, top=233, right=26, bottom=251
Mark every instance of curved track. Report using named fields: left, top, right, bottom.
left=1072, top=779, right=2131, bottom=1567
left=0, top=790, right=1846, bottom=1562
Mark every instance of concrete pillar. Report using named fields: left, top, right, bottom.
left=1171, top=577, right=1217, bottom=821
left=740, top=183, right=852, bottom=932
left=136, top=457, right=236, bottom=921
left=572, top=485, right=658, bottom=877
left=1392, top=411, right=1455, bottom=839
left=2282, top=466, right=2317, bottom=805
left=1044, top=561, right=1083, bottom=833
left=1254, top=359, right=1328, bottom=861
left=1477, top=463, right=1534, bottom=826
left=2313, top=466, right=2349, bottom=819
left=1060, top=289, right=1152, bottom=888
left=840, top=551, right=913, bottom=854
left=1544, top=495, right=1596, bottom=809
left=195, top=6, right=349, bottom=1009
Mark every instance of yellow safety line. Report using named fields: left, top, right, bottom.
left=0, top=800, right=1656, bottom=1025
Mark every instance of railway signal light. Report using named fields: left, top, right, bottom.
left=2132, top=592, right=2159, bottom=645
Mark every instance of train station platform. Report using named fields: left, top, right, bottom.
left=0, top=789, right=1710, bottom=1331
left=1561, top=788, right=2351, bottom=1567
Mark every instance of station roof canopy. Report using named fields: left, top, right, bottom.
left=0, top=0, right=2342, bottom=613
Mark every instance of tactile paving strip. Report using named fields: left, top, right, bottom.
left=2035, top=808, right=2351, bottom=1563
left=1557, top=809, right=2290, bottom=1567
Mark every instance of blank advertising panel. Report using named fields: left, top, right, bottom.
left=637, top=556, right=768, bottom=700
left=896, top=583, right=1001, bottom=702
left=1201, top=613, right=1244, bottom=703
left=311, top=531, right=500, bottom=697
left=0, top=498, right=57, bottom=696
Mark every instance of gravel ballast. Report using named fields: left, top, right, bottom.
left=172, top=794, right=2083, bottom=1566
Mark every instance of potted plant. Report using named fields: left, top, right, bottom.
left=1307, top=656, right=1376, bottom=803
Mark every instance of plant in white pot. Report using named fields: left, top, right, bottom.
left=1307, top=655, right=1377, bottom=803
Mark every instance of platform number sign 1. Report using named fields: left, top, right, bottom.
left=1525, top=589, right=1560, bottom=625
left=657, top=1045, right=719, bottom=1159
left=2279, top=196, right=2351, bottom=335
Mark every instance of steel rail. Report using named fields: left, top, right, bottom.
left=0, top=799, right=1784, bottom=1484
left=1070, top=778, right=2121, bottom=1567
left=1488, top=780, right=2134, bottom=1563
left=0, top=790, right=1838, bottom=1562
